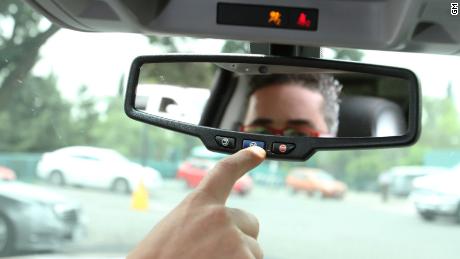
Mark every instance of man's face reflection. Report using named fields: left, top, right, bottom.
left=242, top=83, right=329, bottom=137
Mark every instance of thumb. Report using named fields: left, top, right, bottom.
left=196, top=146, right=266, bottom=204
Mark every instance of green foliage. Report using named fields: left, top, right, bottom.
left=419, top=93, right=460, bottom=147
left=81, top=96, right=200, bottom=161
left=0, top=0, right=59, bottom=109
left=0, top=0, right=44, bottom=46
left=139, top=63, right=217, bottom=88
left=0, top=75, right=73, bottom=151
left=70, top=86, right=100, bottom=144
left=147, top=36, right=178, bottom=52
left=332, top=48, right=364, bottom=61
left=221, top=41, right=248, bottom=53
left=0, top=75, right=200, bottom=162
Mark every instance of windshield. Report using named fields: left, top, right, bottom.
left=1, top=2, right=459, bottom=259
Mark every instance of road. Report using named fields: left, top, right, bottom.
left=32, top=180, right=460, bottom=259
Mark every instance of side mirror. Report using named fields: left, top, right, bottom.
left=125, top=54, right=420, bottom=160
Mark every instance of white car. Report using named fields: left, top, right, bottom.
left=381, top=166, right=450, bottom=196
left=410, top=170, right=460, bottom=223
left=36, top=146, right=163, bottom=194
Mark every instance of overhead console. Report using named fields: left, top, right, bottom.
left=216, top=3, right=319, bottom=31
left=27, top=0, right=460, bottom=55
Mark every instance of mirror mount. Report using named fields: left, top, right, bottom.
left=250, top=43, right=320, bottom=58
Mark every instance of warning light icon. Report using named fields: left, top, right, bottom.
left=268, top=10, right=282, bottom=26
left=297, top=12, right=312, bottom=28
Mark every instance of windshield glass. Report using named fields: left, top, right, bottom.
left=1, top=2, right=459, bottom=259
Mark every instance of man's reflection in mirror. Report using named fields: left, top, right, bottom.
left=240, top=74, right=342, bottom=137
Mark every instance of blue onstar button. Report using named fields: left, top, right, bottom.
left=242, top=140, right=265, bottom=149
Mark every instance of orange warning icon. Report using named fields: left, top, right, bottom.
left=268, top=10, right=282, bottom=26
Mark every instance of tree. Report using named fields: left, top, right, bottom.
left=332, top=48, right=364, bottom=61
left=70, top=86, right=101, bottom=145
left=0, top=75, right=74, bottom=152
left=221, top=41, right=248, bottom=53
left=0, top=1, right=59, bottom=109
left=418, top=87, right=460, bottom=148
left=139, top=62, right=216, bottom=87
left=147, top=35, right=180, bottom=52
left=88, top=96, right=200, bottom=160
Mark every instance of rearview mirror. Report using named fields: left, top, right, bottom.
left=125, top=54, right=420, bottom=160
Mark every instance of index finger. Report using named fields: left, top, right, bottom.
left=197, top=146, right=266, bottom=204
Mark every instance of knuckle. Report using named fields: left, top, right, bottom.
left=254, top=244, right=264, bottom=259
left=240, top=248, right=256, bottom=259
left=251, top=215, right=260, bottom=234
left=181, top=191, right=214, bottom=214
left=217, top=227, right=246, bottom=253
left=229, top=207, right=244, bottom=216
left=229, top=229, right=247, bottom=252
left=238, top=209, right=260, bottom=231
left=182, top=191, right=204, bottom=209
left=245, top=236, right=263, bottom=259
left=246, top=211, right=259, bottom=226
left=204, top=205, right=232, bottom=224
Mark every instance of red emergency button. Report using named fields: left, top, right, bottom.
left=279, top=144, right=287, bottom=153
left=272, top=143, right=296, bottom=154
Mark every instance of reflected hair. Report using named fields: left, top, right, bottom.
left=248, top=74, right=343, bottom=134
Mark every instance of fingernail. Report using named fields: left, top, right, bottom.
left=248, top=146, right=266, bottom=158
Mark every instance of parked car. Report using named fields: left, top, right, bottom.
left=410, top=169, right=460, bottom=223
left=286, top=168, right=347, bottom=198
left=0, top=166, right=16, bottom=181
left=0, top=177, right=83, bottom=256
left=176, top=147, right=253, bottom=196
left=36, top=146, right=163, bottom=194
left=379, top=166, right=450, bottom=197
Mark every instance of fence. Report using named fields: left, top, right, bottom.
left=424, top=150, right=460, bottom=168
left=0, top=153, right=42, bottom=182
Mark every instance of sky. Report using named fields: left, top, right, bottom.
left=33, top=29, right=460, bottom=104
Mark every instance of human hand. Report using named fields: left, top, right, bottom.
left=128, top=146, right=266, bottom=259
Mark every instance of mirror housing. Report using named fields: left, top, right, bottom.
left=125, top=54, right=421, bottom=160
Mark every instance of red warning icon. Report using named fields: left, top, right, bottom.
left=296, top=12, right=311, bottom=28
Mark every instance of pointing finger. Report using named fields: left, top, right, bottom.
left=197, top=146, right=266, bottom=204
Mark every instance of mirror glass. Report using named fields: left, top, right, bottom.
left=134, top=62, right=410, bottom=138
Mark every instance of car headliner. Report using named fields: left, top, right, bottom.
left=26, top=0, right=460, bottom=55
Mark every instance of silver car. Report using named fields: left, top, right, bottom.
left=0, top=179, right=83, bottom=256
left=411, top=170, right=460, bottom=223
